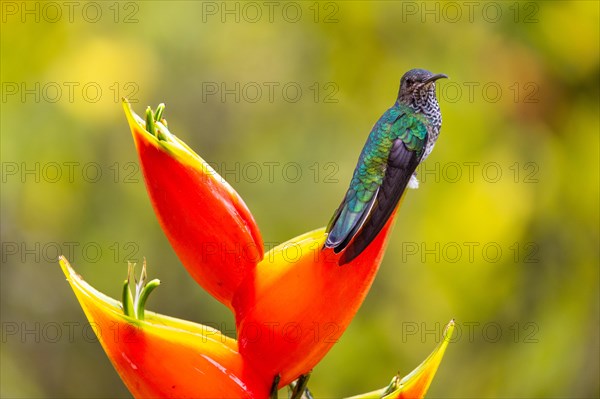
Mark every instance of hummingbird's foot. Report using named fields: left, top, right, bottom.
left=408, top=174, right=419, bottom=189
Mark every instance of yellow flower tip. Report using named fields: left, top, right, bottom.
left=59, top=255, right=128, bottom=315
left=122, top=97, right=142, bottom=133
left=124, top=101, right=193, bottom=157
left=58, top=255, right=83, bottom=291
left=58, top=254, right=69, bottom=274
left=59, top=255, right=77, bottom=286
left=347, top=319, right=455, bottom=399
left=385, top=319, right=455, bottom=399
left=123, top=101, right=232, bottom=188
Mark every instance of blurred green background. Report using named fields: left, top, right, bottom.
left=1, top=1, right=598, bottom=398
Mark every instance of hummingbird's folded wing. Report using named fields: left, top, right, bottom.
left=339, top=136, right=424, bottom=265
left=324, top=182, right=379, bottom=252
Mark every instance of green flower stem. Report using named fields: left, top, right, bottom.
left=345, top=376, right=399, bottom=399
left=145, top=106, right=156, bottom=137
left=154, top=103, right=165, bottom=123
left=145, top=104, right=168, bottom=141
left=121, top=259, right=160, bottom=321
left=122, top=278, right=134, bottom=317
left=136, top=279, right=160, bottom=321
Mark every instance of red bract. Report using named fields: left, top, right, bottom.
left=124, top=102, right=263, bottom=308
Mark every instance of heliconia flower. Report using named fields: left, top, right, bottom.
left=59, top=100, right=456, bottom=399
left=124, top=101, right=404, bottom=387
left=123, top=101, right=263, bottom=308
left=59, top=256, right=269, bottom=398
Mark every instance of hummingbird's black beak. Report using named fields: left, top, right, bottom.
left=424, top=73, right=449, bottom=84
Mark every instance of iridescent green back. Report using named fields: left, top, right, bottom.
left=326, top=104, right=428, bottom=247
left=346, top=104, right=427, bottom=214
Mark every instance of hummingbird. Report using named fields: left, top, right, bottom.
left=324, top=68, right=447, bottom=265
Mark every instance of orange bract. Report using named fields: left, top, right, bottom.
left=59, top=256, right=268, bottom=398
left=234, top=216, right=398, bottom=386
